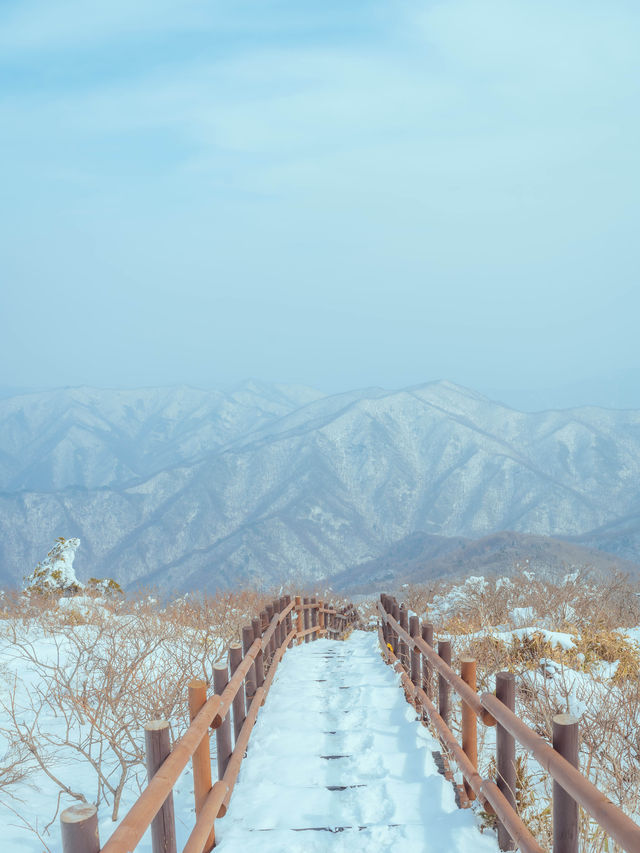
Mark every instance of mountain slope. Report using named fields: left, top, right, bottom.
left=0, top=381, right=324, bottom=491
left=324, top=530, right=640, bottom=594
left=1, top=380, right=640, bottom=591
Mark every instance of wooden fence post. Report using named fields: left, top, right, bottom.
left=265, top=603, right=275, bottom=666
left=422, top=622, right=434, bottom=700
left=302, top=598, right=311, bottom=643
left=260, top=608, right=268, bottom=634
left=384, top=594, right=392, bottom=646
left=460, top=658, right=478, bottom=802
left=409, top=615, right=421, bottom=688
left=214, top=663, right=232, bottom=780
left=398, top=606, right=409, bottom=671
left=385, top=595, right=393, bottom=647
left=145, top=720, right=177, bottom=853
left=284, top=594, right=293, bottom=645
left=252, top=617, right=265, bottom=688
left=496, top=671, right=517, bottom=851
left=380, top=594, right=388, bottom=646
left=295, top=595, right=303, bottom=643
left=282, top=599, right=287, bottom=644
left=438, top=640, right=452, bottom=727
left=553, top=714, right=579, bottom=853
left=229, top=644, right=246, bottom=743
left=273, top=598, right=282, bottom=648
left=311, top=596, right=318, bottom=640
left=188, top=679, right=215, bottom=853
left=60, top=804, right=100, bottom=853
left=242, top=625, right=257, bottom=706
left=391, top=599, right=400, bottom=654
left=318, top=599, right=325, bottom=634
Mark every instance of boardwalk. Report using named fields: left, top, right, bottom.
left=215, top=631, right=500, bottom=852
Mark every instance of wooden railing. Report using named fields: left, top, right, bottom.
left=59, top=594, right=358, bottom=853
left=378, top=593, right=640, bottom=853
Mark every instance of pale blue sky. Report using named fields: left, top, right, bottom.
left=2, top=0, right=639, bottom=410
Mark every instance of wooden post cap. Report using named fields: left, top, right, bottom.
left=553, top=713, right=579, bottom=726
left=61, top=803, right=100, bottom=853
left=144, top=719, right=170, bottom=732
left=61, top=804, right=97, bottom=824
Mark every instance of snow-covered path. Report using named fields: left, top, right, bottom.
left=215, top=631, right=499, bottom=852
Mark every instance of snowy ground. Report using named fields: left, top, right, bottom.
left=5, top=568, right=638, bottom=852
left=215, top=632, right=499, bottom=852
left=0, top=628, right=499, bottom=852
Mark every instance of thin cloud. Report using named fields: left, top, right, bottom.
left=1, top=0, right=639, bottom=397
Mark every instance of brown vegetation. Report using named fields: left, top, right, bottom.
left=0, top=584, right=279, bottom=843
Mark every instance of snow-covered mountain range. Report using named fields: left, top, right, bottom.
left=1, top=379, right=639, bottom=590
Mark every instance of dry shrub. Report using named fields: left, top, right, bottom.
left=508, top=632, right=560, bottom=668
left=571, top=628, right=640, bottom=683
left=420, top=567, right=640, bottom=636
left=439, top=613, right=479, bottom=636
left=517, top=667, right=640, bottom=852
left=401, top=584, right=437, bottom=619
left=477, top=754, right=552, bottom=846
left=0, top=584, right=281, bottom=828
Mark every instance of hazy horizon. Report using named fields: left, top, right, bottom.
left=3, top=368, right=640, bottom=414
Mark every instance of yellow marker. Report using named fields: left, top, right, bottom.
left=386, top=643, right=394, bottom=653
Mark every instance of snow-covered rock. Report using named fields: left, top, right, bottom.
left=24, top=537, right=83, bottom=594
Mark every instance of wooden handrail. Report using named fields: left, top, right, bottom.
left=185, top=627, right=299, bottom=853
left=182, top=782, right=229, bottom=853
left=212, top=638, right=261, bottom=728
left=481, top=693, right=640, bottom=852
left=297, top=625, right=327, bottom=639
left=379, top=601, right=495, bottom=725
left=379, top=594, right=640, bottom=853
left=379, top=631, right=545, bottom=853
left=100, top=693, right=223, bottom=853
left=261, top=600, right=295, bottom=650
left=61, top=597, right=356, bottom=853
left=297, top=604, right=350, bottom=618
left=221, top=627, right=297, bottom=814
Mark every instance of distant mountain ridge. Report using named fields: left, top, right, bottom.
left=1, top=379, right=640, bottom=591
left=324, top=530, right=640, bottom=594
left=0, top=380, right=324, bottom=491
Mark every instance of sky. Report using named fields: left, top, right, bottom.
left=1, top=0, right=639, bottom=411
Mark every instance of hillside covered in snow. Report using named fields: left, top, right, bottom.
left=1, top=380, right=640, bottom=591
